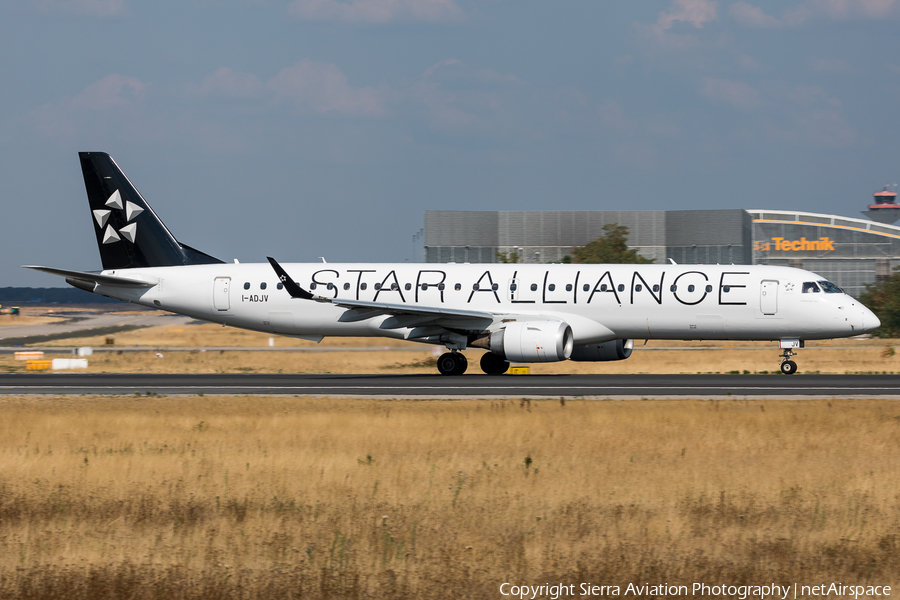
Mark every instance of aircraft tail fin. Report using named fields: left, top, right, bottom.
left=79, top=152, right=223, bottom=270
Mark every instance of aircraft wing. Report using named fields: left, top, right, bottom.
left=267, top=257, right=496, bottom=329
left=22, top=265, right=158, bottom=287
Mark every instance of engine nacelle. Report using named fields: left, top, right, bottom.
left=569, top=339, right=634, bottom=362
left=479, top=321, right=574, bottom=363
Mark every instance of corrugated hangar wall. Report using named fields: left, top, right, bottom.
left=424, top=209, right=750, bottom=265
left=665, top=209, right=753, bottom=265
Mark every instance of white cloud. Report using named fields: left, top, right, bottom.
left=733, top=0, right=899, bottom=27
left=30, top=74, right=149, bottom=139
left=423, top=59, right=461, bottom=77
left=287, top=0, right=464, bottom=23
left=700, top=77, right=761, bottom=109
left=70, top=74, right=148, bottom=109
left=785, top=83, right=841, bottom=107
left=197, top=67, right=264, bottom=98
left=657, top=0, right=719, bottom=29
left=267, top=60, right=387, bottom=116
left=636, top=0, right=718, bottom=49
left=729, top=2, right=783, bottom=27
left=31, top=0, right=125, bottom=17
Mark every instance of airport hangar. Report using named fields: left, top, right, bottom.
left=423, top=208, right=900, bottom=299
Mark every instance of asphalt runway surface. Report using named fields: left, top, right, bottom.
left=1, top=373, right=899, bottom=397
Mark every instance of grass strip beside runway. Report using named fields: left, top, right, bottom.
left=0, top=395, right=898, bottom=599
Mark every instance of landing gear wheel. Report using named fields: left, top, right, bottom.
left=437, top=352, right=468, bottom=376
left=780, top=360, right=798, bottom=375
left=480, top=352, right=510, bottom=375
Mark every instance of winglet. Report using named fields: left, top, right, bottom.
left=266, top=257, right=313, bottom=299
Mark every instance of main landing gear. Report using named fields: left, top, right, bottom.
left=480, top=352, right=510, bottom=375
left=436, top=352, right=511, bottom=375
left=778, top=339, right=803, bottom=375
left=437, top=352, right=468, bottom=376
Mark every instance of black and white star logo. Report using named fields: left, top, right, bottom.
left=93, top=190, right=143, bottom=245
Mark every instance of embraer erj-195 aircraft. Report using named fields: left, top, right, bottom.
left=26, top=153, right=880, bottom=376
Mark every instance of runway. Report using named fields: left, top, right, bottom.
left=1, top=373, right=899, bottom=397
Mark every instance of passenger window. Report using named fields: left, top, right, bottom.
left=635, top=284, right=642, bottom=292
left=531, top=284, right=538, bottom=291
left=617, top=284, right=624, bottom=292
left=583, top=284, right=590, bottom=292
left=473, top=284, right=480, bottom=291
left=492, top=283, right=499, bottom=291
left=405, top=283, right=412, bottom=291
left=310, top=283, right=317, bottom=290
left=723, top=286, right=730, bottom=293
left=277, top=283, right=284, bottom=290
left=652, top=285, right=659, bottom=292
left=705, top=285, right=712, bottom=293
left=327, top=283, right=334, bottom=290
left=566, top=284, right=572, bottom=292
left=548, top=284, right=556, bottom=291
left=260, top=282, right=267, bottom=290
left=455, top=283, right=461, bottom=291
left=374, top=283, right=382, bottom=290
left=390, top=283, right=398, bottom=291
left=243, top=282, right=250, bottom=290
left=670, top=285, right=677, bottom=292
left=600, top=284, right=607, bottom=292
left=421, top=283, right=428, bottom=290
left=361, top=283, right=367, bottom=290
left=438, top=283, right=445, bottom=291
left=688, top=285, right=695, bottom=292
left=510, top=283, right=517, bottom=292
left=803, top=282, right=820, bottom=293
left=343, top=283, right=350, bottom=290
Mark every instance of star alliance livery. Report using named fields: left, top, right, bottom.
left=25, top=152, right=880, bottom=375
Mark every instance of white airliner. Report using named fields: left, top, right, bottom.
left=25, top=152, right=880, bottom=375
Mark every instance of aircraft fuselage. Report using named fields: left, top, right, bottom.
left=96, top=262, right=873, bottom=343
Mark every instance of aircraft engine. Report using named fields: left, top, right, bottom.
left=569, top=339, right=634, bottom=361
left=477, top=321, right=574, bottom=362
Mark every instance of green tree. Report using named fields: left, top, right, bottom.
left=496, top=250, right=520, bottom=264
left=860, top=268, right=900, bottom=337
left=571, top=224, right=653, bottom=264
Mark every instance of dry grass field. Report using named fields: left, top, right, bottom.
left=0, top=396, right=898, bottom=599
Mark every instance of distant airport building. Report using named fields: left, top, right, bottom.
left=424, top=188, right=900, bottom=298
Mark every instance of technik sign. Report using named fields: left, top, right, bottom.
left=754, top=237, right=835, bottom=252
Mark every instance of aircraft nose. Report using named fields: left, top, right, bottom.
left=863, top=305, right=881, bottom=333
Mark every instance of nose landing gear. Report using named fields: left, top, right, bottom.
left=779, top=350, right=798, bottom=375
left=778, top=339, right=803, bottom=375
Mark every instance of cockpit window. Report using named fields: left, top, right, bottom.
left=818, top=280, right=842, bottom=293
left=802, top=282, right=820, bottom=293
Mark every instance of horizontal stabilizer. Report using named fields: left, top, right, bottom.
left=21, top=265, right=158, bottom=287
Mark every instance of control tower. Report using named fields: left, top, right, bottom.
left=861, top=184, right=900, bottom=224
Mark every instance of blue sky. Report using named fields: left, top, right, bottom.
left=2, top=0, right=899, bottom=285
